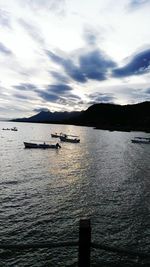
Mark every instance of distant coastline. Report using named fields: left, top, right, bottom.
left=11, top=101, right=150, bottom=133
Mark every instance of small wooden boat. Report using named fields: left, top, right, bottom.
left=11, top=127, right=18, bottom=131
left=24, top=142, right=61, bottom=149
left=2, top=128, right=11, bottom=130
left=131, top=137, right=150, bottom=144
left=51, top=133, right=63, bottom=138
left=60, top=135, right=80, bottom=143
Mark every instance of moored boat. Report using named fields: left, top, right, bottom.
left=24, top=142, right=61, bottom=149
left=11, top=127, right=18, bottom=131
left=131, top=137, right=150, bottom=144
left=60, top=135, right=80, bottom=143
left=51, top=133, right=64, bottom=138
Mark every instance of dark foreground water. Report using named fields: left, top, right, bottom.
left=0, top=121, right=150, bottom=267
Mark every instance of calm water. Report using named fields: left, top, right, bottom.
left=0, top=121, right=150, bottom=267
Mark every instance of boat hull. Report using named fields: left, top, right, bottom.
left=51, top=134, right=61, bottom=138
left=60, top=136, right=80, bottom=143
left=24, top=142, right=61, bottom=149
left=131, top=140, right=150, bottom=144
left=11, top=127, right=18, bottom=131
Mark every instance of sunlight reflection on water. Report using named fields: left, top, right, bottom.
left=0, top=121, right=150, bottom=266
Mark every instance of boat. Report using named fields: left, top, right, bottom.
left=51, top=132, right=64, bottom=138
left=11, top=127, right=18, bottom=131
left=131, top=137, right=150, bottom=144
left=24, top=142, right=61, bottom=149
left=2, top=128, right=11, bottom=130
left=60, top=135, right=80, bottom=143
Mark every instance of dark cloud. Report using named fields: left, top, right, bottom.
left=37, top=91, right=60, bottom=102
left=0, top=42, right=12, bottom=55
left=13, top=93, right=29, bottom=100
left=36, top=83, right=81, bottom=105
left=144, top=88, right=150, bottom=94
left=129, top=0, right=149, bottom=9
left=65, top=93, right=81, bottom=100
left=50, top=71, right=69, bottom=83
left=46, top=50, right=63, bottom=63
left=13, top=82, right=75, bottom=104
left=13, top=83, right=38, bottom=91
left=64, top=62, right=87, bottom=82
left=47, top=84, right=72, bottom=94
left=125, top=87, right=150, bottom=102
left=113, top=49, right=150, bottom=78
left=79, top=49, right=116, bottom=81
left=36, top=83, right=72, bottom=102
left=46, top=49, right=116, bottom=83
left=57, top=94, right=82, bottom=106
left=46, top=50, right=86, bottom=83
left=87, top=92, right=115, bottom=104
left=33, top=107, right=49, bottom=112
left=57, top=92, right=81, bottom=106
left=0, top=9, right=11, bottom=28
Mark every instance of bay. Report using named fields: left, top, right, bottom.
left=0, top=121, right=150, bottom=266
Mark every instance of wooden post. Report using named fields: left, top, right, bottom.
left=78, top=219, right=91, bottom=267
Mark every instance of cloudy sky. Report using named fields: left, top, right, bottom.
left=0, top=0, right=150, bottom=119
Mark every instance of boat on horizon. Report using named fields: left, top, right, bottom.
left=24, top=142, right=61, bottom=149
left=131, top=137, right=150, bottom=144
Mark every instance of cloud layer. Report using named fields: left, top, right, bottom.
left=0, top=0, right=150, bottom=118
left=113, top=49, right=150, bottom=77
left=0, top=42, right=12, bottom=55
left=47, top=48, right=116, bottom=83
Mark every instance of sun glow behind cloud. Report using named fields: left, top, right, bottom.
left=0, top=0, right=150, bottom=118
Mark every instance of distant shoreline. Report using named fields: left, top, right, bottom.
left=6, top=101, right=150, bottom=134
left=9, top=119, right=150, bottom=133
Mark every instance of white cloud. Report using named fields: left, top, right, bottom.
left=0, top=0, right=150, bottom=119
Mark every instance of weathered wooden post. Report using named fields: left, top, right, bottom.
left=78, top=219, right=91, bottom=267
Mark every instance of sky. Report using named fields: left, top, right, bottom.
left=0, top=0, right=150, bottom=119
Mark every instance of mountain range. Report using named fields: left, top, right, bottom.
left=12, top=101, right=150, bottom=132
left=13, top=111, right=80, bottom=123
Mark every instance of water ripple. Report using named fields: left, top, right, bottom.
left=0, top=122, right=150, bottom=266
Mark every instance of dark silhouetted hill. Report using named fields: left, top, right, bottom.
left=68, top=101, right=150, bottom=132
left=13, top=110, right=80, bottom=123
left=12, top=102, right=150, bottom=132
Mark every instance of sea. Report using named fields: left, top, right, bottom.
left=0, top=121, right=150, bottom=267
